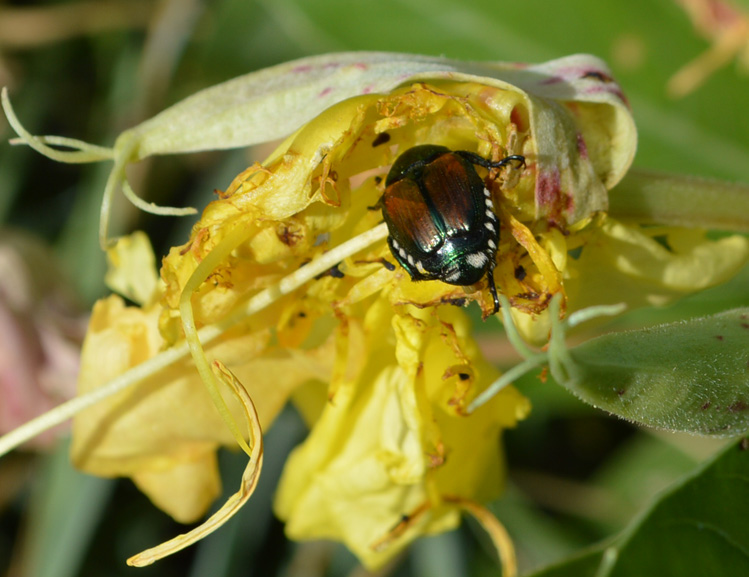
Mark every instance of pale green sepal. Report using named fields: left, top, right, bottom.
left=611, top=169, right=749, bottom=232
left=123, top=52, right=633, bottom=164
left=122, top=52, right=633, bottom=226
left=4, top=52, right=635, bottom=245
left=1, top=87, right=113, bottom=163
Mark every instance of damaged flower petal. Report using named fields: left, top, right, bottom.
left=73, top=245, right=334, bottom=522
left=274, top=305, right=529, bottom=569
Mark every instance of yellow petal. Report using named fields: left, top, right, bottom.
left=275, top=304, right=529, bottom=569
left=105, top=231, right=160, bottom=306
left=564, top=217, right=749, bottom=310
left=72, top=294, right=332, bottom=520
left=131, top=451, right=221, bottom=523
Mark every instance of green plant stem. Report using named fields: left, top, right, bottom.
left=609, top=169, right=749, bottom=232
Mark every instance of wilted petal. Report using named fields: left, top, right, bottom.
left=72, top=289, right=333, bottom=521
left=275, top=304, right=529, bottom=569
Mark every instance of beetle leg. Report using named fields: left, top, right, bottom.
left=487, top=263, right=500, bottom=315
left=492, top=154, right=526, bottom=171
left=369, top=194, right=385, bottom=211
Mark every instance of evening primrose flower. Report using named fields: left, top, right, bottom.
left=2, top=52, right=748, bottom=571
left=141, top=57, right=635, bottom=566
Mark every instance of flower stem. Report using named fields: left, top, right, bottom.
left=609, top=169, right=749, bottom=232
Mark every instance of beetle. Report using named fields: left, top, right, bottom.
left=380, top=144, right=525, bottom=315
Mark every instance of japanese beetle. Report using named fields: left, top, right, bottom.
left=381, top=144, right=524, bottom=314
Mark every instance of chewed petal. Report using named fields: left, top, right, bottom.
left=275, top=304, right=529, bottom=570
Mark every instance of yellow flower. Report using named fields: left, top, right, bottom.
left=132, top=58, right=636, bottom=566
left=2, top=52, right=748, bottom=571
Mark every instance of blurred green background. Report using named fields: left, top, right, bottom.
left=0, top=0, right=747, bottom=576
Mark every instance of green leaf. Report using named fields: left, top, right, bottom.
left=526, top=440, right=749, bottom=577
left=555, top=309, right=749, bottom=437
left=527, top=550, right=606, bottom=577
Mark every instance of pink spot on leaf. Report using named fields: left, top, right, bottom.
left=576, top=132, right=588, bottom=159
left=565, top=191, right=575, bottom=214
left=536, top=167, right=562, bottom=209
left=581, top=69, right=614, bottom=83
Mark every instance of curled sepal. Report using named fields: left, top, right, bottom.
left=127, top=361, right=263, bottom=567
left=0, top=88, right=196, bottom=248
left=551, top=308, right=749, bottom=437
